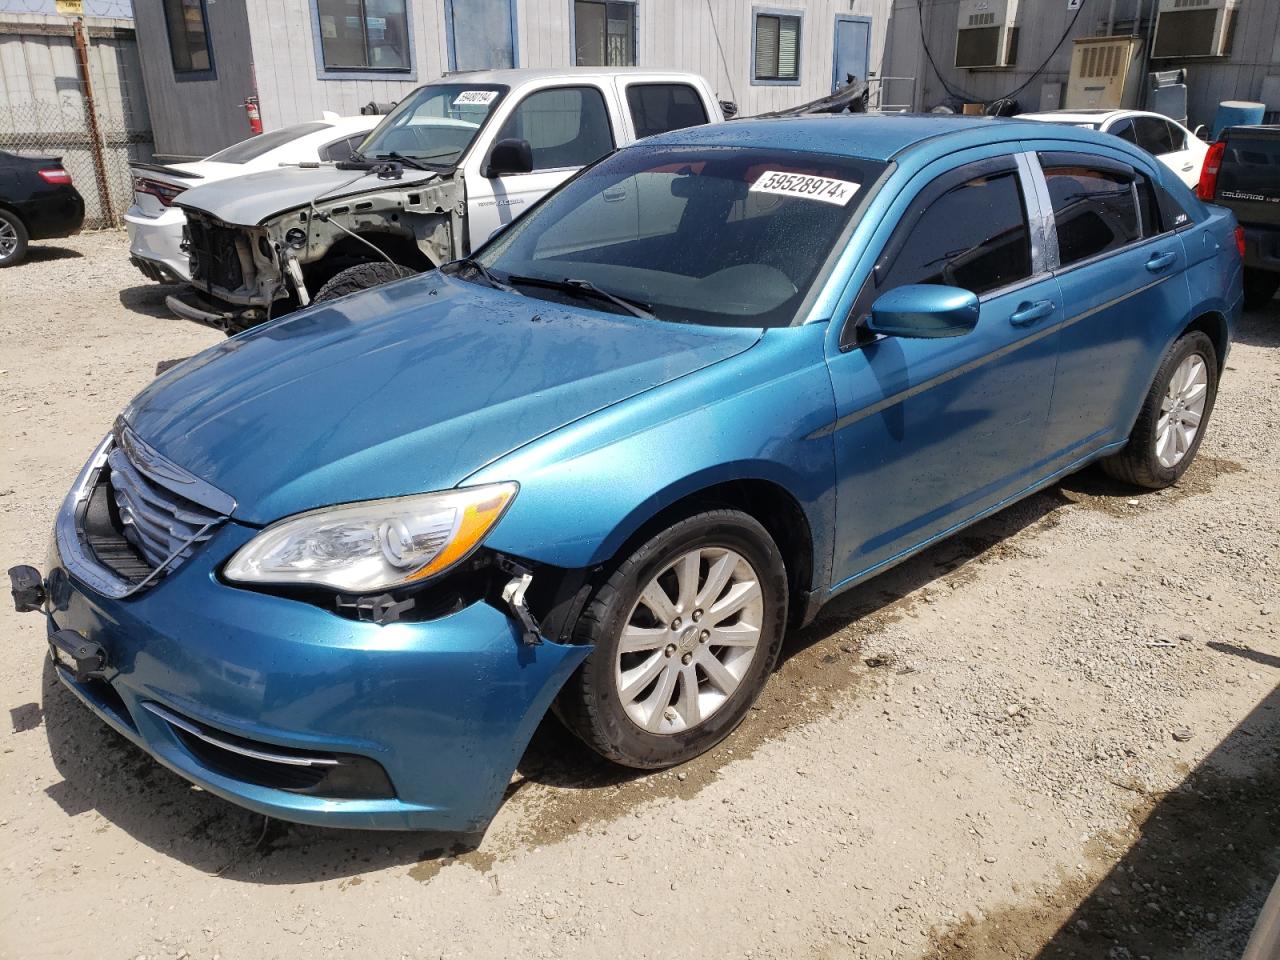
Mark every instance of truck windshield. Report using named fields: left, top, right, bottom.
left=477, top=145, right=887, bottom=327
left=357, top=84, right=509, bottom=167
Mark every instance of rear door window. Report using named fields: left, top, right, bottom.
left=1039, top=157, right=1140, bottom=266
left=497, top=86, right=615, bottom=172
left=625, top=84, right=709, bottom=140
left=875, top=167, right=1032, bottom=296
left=1133, top=116, right=1176, bottom=156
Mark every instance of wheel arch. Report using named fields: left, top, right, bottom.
left=1179, top=309, right=1230, bottom=373
left=585, top=473, right=819, bottom=631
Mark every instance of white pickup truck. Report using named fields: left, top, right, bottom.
left=168, top=68, right=726, bottom=330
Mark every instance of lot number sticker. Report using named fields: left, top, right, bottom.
left=454, top=90, right=499, bottom=106
left=750, top=170, right=860, bottom=206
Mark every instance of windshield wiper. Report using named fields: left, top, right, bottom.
left=372, top=151, right=435, bottom=171
left=506, top=274, right=655, bottom=319
left=445, top=257, right=517, bottom=293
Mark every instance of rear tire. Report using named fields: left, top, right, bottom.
left=1242, top=269, right=1279, bottom=311
left=0, top=209, right=29, bottom=267
left=1100, top=331, right=1218, bottom=489
left=312, top=261, right=417, bottom=303
left=557, top=510, right=788, bottom=770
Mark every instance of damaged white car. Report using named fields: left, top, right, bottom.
left=167, top=68, right=724, bottom=331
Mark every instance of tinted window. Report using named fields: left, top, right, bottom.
left=1043, top=164, right=1140, bottom=265
left=478, top=145, right=886, bottom=328
left=626, top=84, right=709, bottom=140
left=315, top=0, right=410, bottom=71
left=162, top=0, right=213, bottom=75
left=205, top=122, right=332, bottom=164
left=878, top=170, right=1031, bottom=296
left=497, top=86, right=615, bottom=172
left=1136, top=175, right=1163, bottom=237
left=574, top=1, right=636, bottom=66
left=1133, top=116, right=1176, bottom=155
left=1110, top=119, right=1137, bottom=145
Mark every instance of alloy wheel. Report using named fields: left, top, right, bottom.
left=614, top=547, right=763, bottom=734
left=0, top=220, right=16, bottom=260
left=1156, top=353, right=1208, bottom=469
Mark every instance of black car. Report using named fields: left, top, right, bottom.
left=0, top=151, right=85, bottom=267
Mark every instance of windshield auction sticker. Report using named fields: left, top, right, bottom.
left=750, top=170, right=860, bottom=206
left=453, top=90, right=499, bottom=106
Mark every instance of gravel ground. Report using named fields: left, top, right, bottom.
left=1, top=231, right=1277, bottom=960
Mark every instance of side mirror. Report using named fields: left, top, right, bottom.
left=484, top=138, right=533, bottom=178
left=866, top=284, right=979, bottom=339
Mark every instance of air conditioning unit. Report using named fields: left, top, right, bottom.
left=955, top=0, right=1020, bottom=69
left=1151, top=0, right=1238, bottom=59
left=1064, top=36, right=1144, bottom=110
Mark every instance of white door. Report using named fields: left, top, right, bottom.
left=464, top=84, right=618, bottom=251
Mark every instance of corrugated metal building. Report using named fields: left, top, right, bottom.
left=131, top=0, right=902, bottom=161
left=883, top=0, right=1279, bottom=130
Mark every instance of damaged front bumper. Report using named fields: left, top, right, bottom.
left=165, top=287, right=267, bottom=331
left=29, top=523, right=591, bottom=832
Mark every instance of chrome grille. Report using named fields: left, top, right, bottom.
left=106, top=447, right=221, bottom=568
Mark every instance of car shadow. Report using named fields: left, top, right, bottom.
left=1233, top=300, right=1279, bottom=348
left=118, top=283, right=181, bottom=320
left=33, top=465, right=1209, bottom=884
left=23, top=245, right=82, bottom=264
left=930, top=683, right=1280, bottom=959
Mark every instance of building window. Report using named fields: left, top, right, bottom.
left=162, top=0, right=214, bottom=77
left=575, top=0, right=636, bottom=67
left=753, top=10, right=800, bottom=84
left=315, top=0, right=411, bottom=72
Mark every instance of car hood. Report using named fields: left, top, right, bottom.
left=174, top=164, right=440, bottom=226
left=124, top=273, right=762, bottom=524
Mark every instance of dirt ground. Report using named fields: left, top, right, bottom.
left=1, top=231, right=1277, bottom=960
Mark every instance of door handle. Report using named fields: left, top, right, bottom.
left=602, top=186, right=628, bottom=202
left=1181, top=163, right=1194, bottom=171
left=1146, top=251, right=1177, bottom=272
left=1008, top=299, right=1054, bottom=327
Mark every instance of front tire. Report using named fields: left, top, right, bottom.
left=312, top=261, right=417, bottom=303
left=558, top=510, right=788, bottom=769
left=1100, top=331, right=1218, bottom=489
left=0, top=209, right=29, bottom=267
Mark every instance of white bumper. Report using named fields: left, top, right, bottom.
left=125, top=204, right=190, bottom=282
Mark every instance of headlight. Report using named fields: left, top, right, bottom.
left=224, top=483, right=516, bottom=593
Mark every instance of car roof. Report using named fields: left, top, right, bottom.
left=639, top=112, right=1102, bottom=162
left=434, top=67, right=706, bottom=85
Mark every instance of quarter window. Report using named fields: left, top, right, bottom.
left=753, top=11, right=801, bottom=83
left=877, top=170, right=1032, bottom=297
left=162, top=0, right=214, bottom=76
left=1131, top=116, right=1177, bottom=155
left=315, top=0, right=411, bottom=71
left=496, top=87, right=615, bottom=172
left=574, top=0, right=637, bottom=66
left=1042, top=163, right=1140, bottom=266
left=625, top=84, right=709, bottom=140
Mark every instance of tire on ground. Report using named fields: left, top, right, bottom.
left=1100, top=330, right=1218, bottom=489
left=0, top=208, right=30, bottom=268
left=312, top=261, right=417, bottom=303
left=557, top=509, right=789, bottom=770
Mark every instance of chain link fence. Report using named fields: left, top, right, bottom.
left=0, top=12, right=153, bottom=229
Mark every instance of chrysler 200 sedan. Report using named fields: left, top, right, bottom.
left=13, top=115, right=1242, bottom=832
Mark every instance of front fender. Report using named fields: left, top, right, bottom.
left=467, top=323, right=838, bottom=593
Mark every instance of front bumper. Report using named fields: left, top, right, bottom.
left=39, top=522, right=590, bottom=831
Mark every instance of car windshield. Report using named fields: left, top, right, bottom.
left=476, top=145, right=887, bottom=327
left=205, top=122, right=333, bottom=164
left=357, top=83, right=508, bottom=167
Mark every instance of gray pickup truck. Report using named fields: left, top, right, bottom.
left=1200, top=124, right=1280, bottom=310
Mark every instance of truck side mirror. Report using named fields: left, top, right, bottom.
left=485, top=138, right=533, bottom=178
